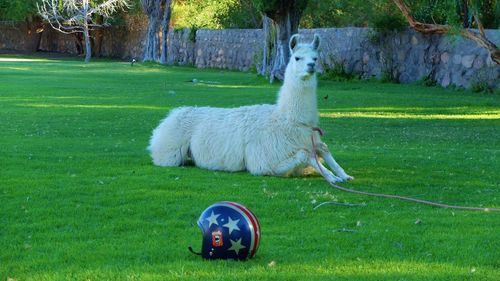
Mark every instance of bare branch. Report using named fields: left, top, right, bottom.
left=392, top=0, right=499, bottom=64
left=37, top=0, right=130, bottom=63
left=90, top=0, right=131, bottom=18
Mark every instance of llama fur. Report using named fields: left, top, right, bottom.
left=148, top=34, right=353, bottom=183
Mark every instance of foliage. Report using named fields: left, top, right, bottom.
left=301, top=0, right=373, bottom=28
left=380, top=70, right=399, bottom=83
left=407, top=0, right=457, bottom=25
left=1, top=56, right=500, bottom=280
left=470, top=69, right=496, bottom=93
left=188, top=26, right=197, bottom=42
left=300, top=0, right=499, bottom=29
left=371, top=13, right=407, bottom=32
left=402, top=0, right=499, bottom=29
left=474, top=0, right=500, bottom=28
left=0, top=0, right=38, bottom=21
left=172, top=0, right=260, bottom=29
left=252, top=0, right=309, bottom=19
left=300, top=0, right=408, bottom=29
left=416, top=74, right=438, bottom=87
left=320, top=59, right=357, bottom=81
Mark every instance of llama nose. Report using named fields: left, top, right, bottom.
left=307, top=62, right=315, bottom=68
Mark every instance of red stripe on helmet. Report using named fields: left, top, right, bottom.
left=223, top=201, right=261, bottom=258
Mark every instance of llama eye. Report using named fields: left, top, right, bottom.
left=313, top=57, right=318, bottom=61
left=295, top=57, right=301, bottom=61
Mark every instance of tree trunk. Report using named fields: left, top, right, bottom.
left=84, top=23, right=92, bottom=63
left=142, top=0, right=162, bottom=62
left=92, top=15, right=104, bottom=58
left=160, top=0, right=172, bottom=64
left=260, top=1, right=305, bottom=81
left=259, top=15, right=272, bottom=76
left=26, top=16, right=44, bottom=52
left=268, top=13, right=296, bottom=81
left=457, top=0, right=470, bottom=28
left=392, top=0, right=499, bottom=64
left=82, top=0, right=91, bottom=63
left=144, top=17, right=160, bottom=61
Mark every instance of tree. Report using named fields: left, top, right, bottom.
left=160, top=0, right=172, bottom=64
left=140, top=0, right=161, bottom=61
left=171, top=0, right=260, bottom=29
left=254, top=0, right=309, bottom=81
left=140, top=0, right=171, bottom=63
left=392, top=0, right=499, bottom=64
left=37, top=0, right=130, bottom=63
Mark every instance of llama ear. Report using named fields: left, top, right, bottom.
left=312, top=34, right=320, bottom=50
left=289, top=34, right=300, bottom=53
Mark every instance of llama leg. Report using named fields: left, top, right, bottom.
left=308, top=154, right=344, bottom=183
left=316, top=142, right=353, bottom=181
left=272, top=149, right=310, bottom=176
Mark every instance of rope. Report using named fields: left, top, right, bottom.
left=310, top=130, right=500, bottom=212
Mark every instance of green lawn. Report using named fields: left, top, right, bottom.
left=1, top=55, right=499, bottom=280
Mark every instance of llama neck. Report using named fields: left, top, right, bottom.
left=276, top=73, right=319, bottom=126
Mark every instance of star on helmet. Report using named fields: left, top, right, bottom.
left=222, top=217, right=240, bottom=235
left=228, top=238, right=246, bottom=255
left=205, top=211, right=220, bottom=227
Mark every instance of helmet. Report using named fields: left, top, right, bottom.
left=194, top=201, right=261, bottom=260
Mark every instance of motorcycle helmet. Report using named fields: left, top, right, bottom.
left=191, top=201, right=261, bottom=260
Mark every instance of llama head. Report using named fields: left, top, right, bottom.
left=287, top=34, right=320, bottom=80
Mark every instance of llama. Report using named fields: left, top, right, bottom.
left=148, top=34, right=353, bottom=183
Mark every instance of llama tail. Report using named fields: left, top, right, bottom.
left=148, top=107, right=194, bottom=166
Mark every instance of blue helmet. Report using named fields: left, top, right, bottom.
left=193, top=201, right=261, bottom=260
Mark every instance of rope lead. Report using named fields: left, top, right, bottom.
left=311, top=129, right=500, bottom=212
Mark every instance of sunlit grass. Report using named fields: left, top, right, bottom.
left=18, top=260, right=493, bottom=280
left=0, top=56, right=499, bottom=280
left=20, top=103, right=168, bottom=110
left=320, top=111, right=500, bottom=120
left=0, top=57, right=50, bottom=62
left=198, top=83, right=269, bottom=89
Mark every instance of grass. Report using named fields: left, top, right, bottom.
left=0, top=55, right=499, bottom=280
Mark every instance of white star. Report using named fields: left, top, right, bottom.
left=205, top=211, right=220, bottom=227
left=222, top=217, right=240, bottom=235
left=228, top=238, right=246, bottom=256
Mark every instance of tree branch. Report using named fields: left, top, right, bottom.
left=392, top=0, right=499, bottom=64
left=90, top=0, right=131, bottom=18
left=37, top=0, right=130, bottom=63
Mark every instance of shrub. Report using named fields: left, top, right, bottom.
left=470, top=70, right=496, bottom=94
left=320, top=59, right=357, bottom=81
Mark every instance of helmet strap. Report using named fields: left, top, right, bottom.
left=188, top=246, right=201, bottom=256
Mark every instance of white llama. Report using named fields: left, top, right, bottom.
left=149, top=34, right=353, bottom=183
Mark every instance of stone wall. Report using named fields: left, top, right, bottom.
left=100, top=14, right=146, bottom=59
left=1, top=20, right=498, bottom=89
left=167, top=29, right=195, bottom=65
left=187, top=27, right=499, bottom=88
left=0, top=15, right=147, bottom=59
left=0, top=21, right=35, bottom=51
left=194, top=29, right=263, bottom=71
left=299, top=28, right=499, bottom=88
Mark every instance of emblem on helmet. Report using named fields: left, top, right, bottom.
left=211, top=230, right=224, bottom=247
left=193, top=201, right=261, bottom=260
